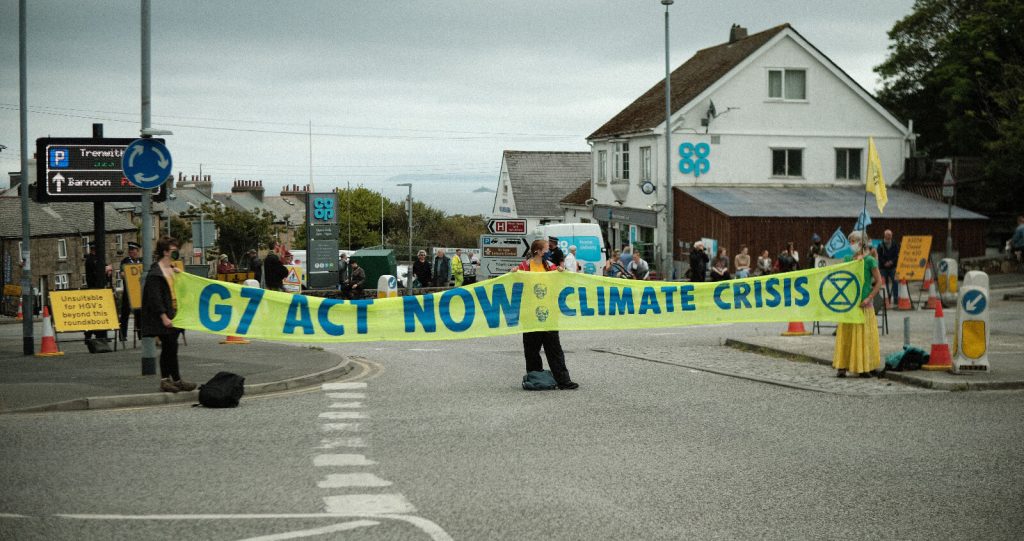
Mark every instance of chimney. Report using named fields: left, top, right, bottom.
left=729, top=24, right=747, bottom=43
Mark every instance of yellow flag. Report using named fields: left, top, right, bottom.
left=866, top=137, right=887, bottom=213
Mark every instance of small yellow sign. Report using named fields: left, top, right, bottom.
left=123, top=264, right=144, bottom=310
left=895, top=236, right=932, bottom=281
left=50, top=289, right=120, bottom=332
left=3, top=284, right=21, bottom=296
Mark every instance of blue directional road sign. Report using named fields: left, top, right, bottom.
left=122, top=138, right=172, bottom=189
left=961, top=290, right=986, bottom=316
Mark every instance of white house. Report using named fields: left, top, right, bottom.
left=490, top=150, right=591, bottom=232
left=587, top=23, right=915, bottom=274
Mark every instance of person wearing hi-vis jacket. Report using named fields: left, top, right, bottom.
left=832, top=230, right=884, bottom=378
left=512, top=238, right=579, bottom=390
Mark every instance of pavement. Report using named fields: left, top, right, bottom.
left=0, top=326, right=352, bottom=414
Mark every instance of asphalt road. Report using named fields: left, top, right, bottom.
left=2, top=325, right=1023, bottom=540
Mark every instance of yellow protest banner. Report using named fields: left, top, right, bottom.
left=173, top=260, right=866, bottom=343
left=895, top=235, right=932, bottom=281
left=50, top=289, right=120, bottom=332
left=124, top=263, right=144, bottom=310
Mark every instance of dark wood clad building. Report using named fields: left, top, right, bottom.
left=674, top=186, right=988, bottom=260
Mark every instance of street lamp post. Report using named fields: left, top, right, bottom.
left=397, top=183, right=413, bottom=294
left=662, top=0, right=674, bottom=279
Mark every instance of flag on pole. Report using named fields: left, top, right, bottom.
left=866, top=137, right=887, bottom=213
left=825, top=227, right=852, bottom=258
left=854, top=208, right=872, bottom=232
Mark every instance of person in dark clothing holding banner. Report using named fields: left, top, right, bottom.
left=118, top=242, right=142, bottom=342
left=513, top=238, right=578, bottom=390
left=141, top=237, right=196, bottom=393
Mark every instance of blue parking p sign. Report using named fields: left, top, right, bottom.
left=122, top=139, right=172, bottom=189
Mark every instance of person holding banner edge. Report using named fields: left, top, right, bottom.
left=118, top=242, right=142, bottom=342
left=141, top=236, right=196, bottom=393
left=833, top=230, right=884, bottom=378
left=513, top=238, right=579, bottom=390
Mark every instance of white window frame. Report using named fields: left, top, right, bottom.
left=835, top=148, right=862, bottom=180
left=597, top=150, right=608, bottom=185
left=639, top=146, right=652, bottom=184
left=767, top=68, right=807, bottom=101
left=771, top=148, right=804, bottom=178
left=613, top=142, right=630, bottom=181
left=115, top=234, right=124, bottom=250
left=57, top=239, right=68, bottom=260
left=54, top=273, right=69, bottom=290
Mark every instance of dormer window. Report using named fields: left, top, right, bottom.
left=768, top=69, right=806, bottom=100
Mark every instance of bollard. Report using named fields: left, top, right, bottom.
left=377, top=275, right=399, bottom=299
left=937, top=258, right=958, bottom=307
left=903, top=317, right=910, bottom=348
left=953, top=271, right=990, bottom=373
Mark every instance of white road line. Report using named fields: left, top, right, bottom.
left=54, top=513, right=454, bottom=541
left=317, top=473, right=393, bottom=488
left=0, top=513, right=30, bottom=518
left=313, top=454, right=377, bottom=467
left=322, top=494, right=415, bottom=514
left=407, top=348, right=442, bottom=352
left=317, top=437, right=367, bottom=449
left=328, top=402, right=362, bottom=409
left=322, top=382, right=367, bottom=390
left=319, top=411, right=367, bottom=420
left=320, top=423, right=362, bottom=432
left=326, top=392, right=365, bottom=399
left=234, top=520, right=379, bottom=541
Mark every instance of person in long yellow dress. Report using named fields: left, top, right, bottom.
left=833, top=230, right=884, bottom=378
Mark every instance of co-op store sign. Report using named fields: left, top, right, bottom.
left=34, top=138, right=167, bottom=203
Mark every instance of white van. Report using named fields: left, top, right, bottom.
left=533, top=223, right=607, bottom=275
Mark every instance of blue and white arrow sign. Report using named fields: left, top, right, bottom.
left=122, top=138, right=172, bottom=189
left=961, top=290, right=987, bottom=316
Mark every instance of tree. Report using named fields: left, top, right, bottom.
left=169, top=215, right=192, bottom=245
left=874, top=0, right=1024, bottom=215
left=199, top=203, right=279, bottom=265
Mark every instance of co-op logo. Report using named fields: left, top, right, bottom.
left=312, top=197, right=335, bottom=221
left=819, top=271, right=861, bottom=313
left=678, top=142, right=711, bottom=177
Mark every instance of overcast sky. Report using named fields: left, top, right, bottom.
left=1, top=0, right=915, bottom=204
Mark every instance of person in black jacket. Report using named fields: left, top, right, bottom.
left=263, top=245, right=288, bottom=291
left=688, top=241, right=709, bottom=282
left=876, top=229, right=900, bottom=306
left=118, top=242, right=142, bottom=342
left=412, top=250, right=432, bottom=288
left=141, top=237, right=195, bottom=393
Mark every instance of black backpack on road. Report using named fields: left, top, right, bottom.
left=197, top=372, right=245, bottom=408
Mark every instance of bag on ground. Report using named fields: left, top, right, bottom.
left=522, top=370, right=558, bottom=390
left=197, top=372, right=245, bottom=408
left=885, top=346, right=929, bottom=371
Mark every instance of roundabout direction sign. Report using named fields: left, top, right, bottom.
left=122, top=138, right=172, bottom=189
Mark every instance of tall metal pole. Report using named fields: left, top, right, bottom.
left=139, top=0, right=156, bottom=375
left=19, top=0, right=34, bottom=354
left=662, top=0, right=674, bottom=279
left=398, top=183, right=412, bottom=293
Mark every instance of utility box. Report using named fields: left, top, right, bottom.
left=350, top=248, right=397, bottom=290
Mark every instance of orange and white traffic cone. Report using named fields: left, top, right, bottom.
left=781, top=321, right=811, bottom=336
left=220, top=334, right=250, bottom=345
left=925, top=277, right=941, bottom=310
left=922, top=304, right=953, bottom=371
left=15, top=297, right=23, bottom=320
left=36, top=306, right=64, bottom=357
left=922, top=265, right=934, bottom=292
left=896, top=280, right=914, bottom=311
